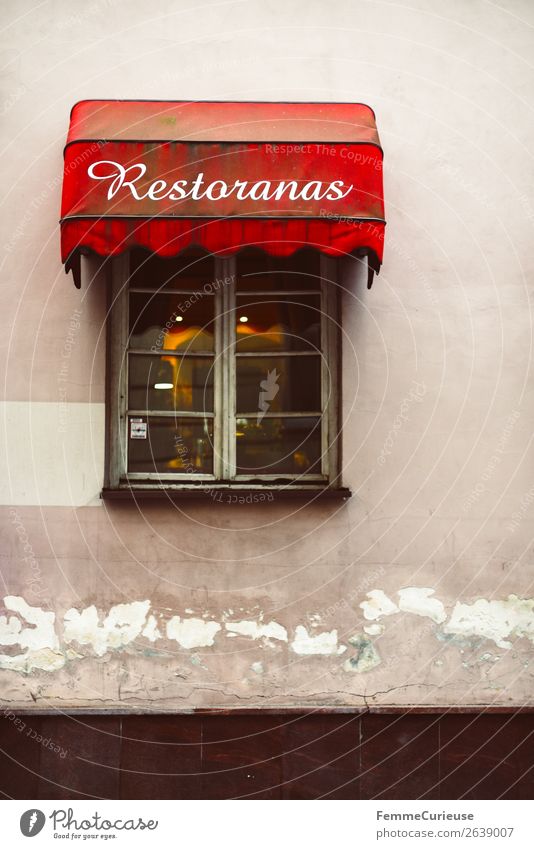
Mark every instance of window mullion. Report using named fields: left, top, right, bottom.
left=107, top=253, right=129, bottom=487
left=214, top=258, right=225, bottom=480
left=215, top=256, right=236, bottom=480
left=320, top=254, right=340, bottom=485
left=224, top=257, right=236, bottom=479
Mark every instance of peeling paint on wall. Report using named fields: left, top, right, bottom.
left=343, top=635, right=381, bottom=673
left=2, top=589, right=534, bottom=683
left=363, top=623, right=384, bottom=636
left=166, top=616, right=221, bottom=649
left=291, top=626, right=346, bottom=655
left=398, top=587, right=447, bottom=624
left=0, top=596, right=63, bottom=673
left=360, top=590, right=399, bottom=621
left=225, top=620, right=287, bottom=642
left=63, top=601, right=151, bottom=657
left=443, top=596, right=534, bottom=648
left=141, top=614, right=161, bottom=642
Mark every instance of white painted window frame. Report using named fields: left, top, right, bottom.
left=105, top=252, right=341, bottom=491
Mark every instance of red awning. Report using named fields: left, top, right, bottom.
left=61, top=100, right=385, bottom=286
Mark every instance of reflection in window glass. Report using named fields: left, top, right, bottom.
left=129, top=292, right=214, bottom=351
left=236, top=356, right=321, bottom=414
left=235, top=295, right=321, bottom=352
left=235, top=416, right=322, bottom=476
left=128, top=416, right=213, bottom=474
left=119, top=248, right=336, bottom=485
left=128, top=354, right=214, bottom=412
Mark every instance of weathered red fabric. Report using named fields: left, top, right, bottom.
left=61, top=217, right=385, bottom=262
left=61, top=100, right=385, bottom=271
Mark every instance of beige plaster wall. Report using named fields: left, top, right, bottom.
left=1, top=0, right=533, bottom=710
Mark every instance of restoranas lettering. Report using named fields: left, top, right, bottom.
left=87, top=161, right=354, bottom=203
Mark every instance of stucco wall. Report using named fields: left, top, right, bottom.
left=1, top=0, right=534, bottom=710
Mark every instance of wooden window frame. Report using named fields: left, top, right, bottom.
left=104, top=252, right=343, bottom=493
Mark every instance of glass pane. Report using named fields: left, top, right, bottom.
left=235, top=295, right=321, bottom=351
left=129, top=249, right=216, bottom=291
left=129, top=292, right=215, bottom=351
left=236, top=356, right=321, bottom=414
left=128, top=416, right=213, bottom=474
left=128, top=354, right=214, bottom=412
left=237, top=249, right=321, bottom=291
left=235, top=416, right=322, bottom=476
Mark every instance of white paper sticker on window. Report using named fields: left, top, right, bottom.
left=130, top=418, right=147, bottom=439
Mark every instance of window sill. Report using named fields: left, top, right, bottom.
left=101, top=485, right=352, bottom=502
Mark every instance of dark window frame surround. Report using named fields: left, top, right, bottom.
left=102, top=250, right=350, bottom=501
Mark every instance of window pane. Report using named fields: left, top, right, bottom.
left=128, top=416, right=213, bottom=474
left=236, top=356, right=321, bottom=414
left=129, top=249, right=216, bottom=291
left=128, top=354, right=214, bottom=412
left=235, top=295, right=321, bottom=351
left=237, top=249, right=321, bottom=291
left=129, top=292, right=214, bottom=351
left=235, top=416, right=322, bottom=476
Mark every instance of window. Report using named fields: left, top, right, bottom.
left=105, top=248, right=342, bottom=492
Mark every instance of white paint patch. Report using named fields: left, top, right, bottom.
left=225, top=620, right=288, bottom=642
left=398, top=587, right=446, bottom=624
left=63, top=601, right=150, bottom=657
left=360, top=590, right=399, bottom=621
left=166, top=616, right=221, bottom=649
left=0, top=401, right=105, bottom=506
left=0, top=647, right=66, bottom=674
left=0, top=596, right=63, bottom=673
left=363, top=623, right=384, bottom=636
left=291, top=625, right=346, bottom=656
left=443, top=596, right=534, bottom=649
left=141, top=615, right=161, bottom=642
left=1, top=597, right=59, bottom=651
left=251, top=661, right=264, bottom=675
